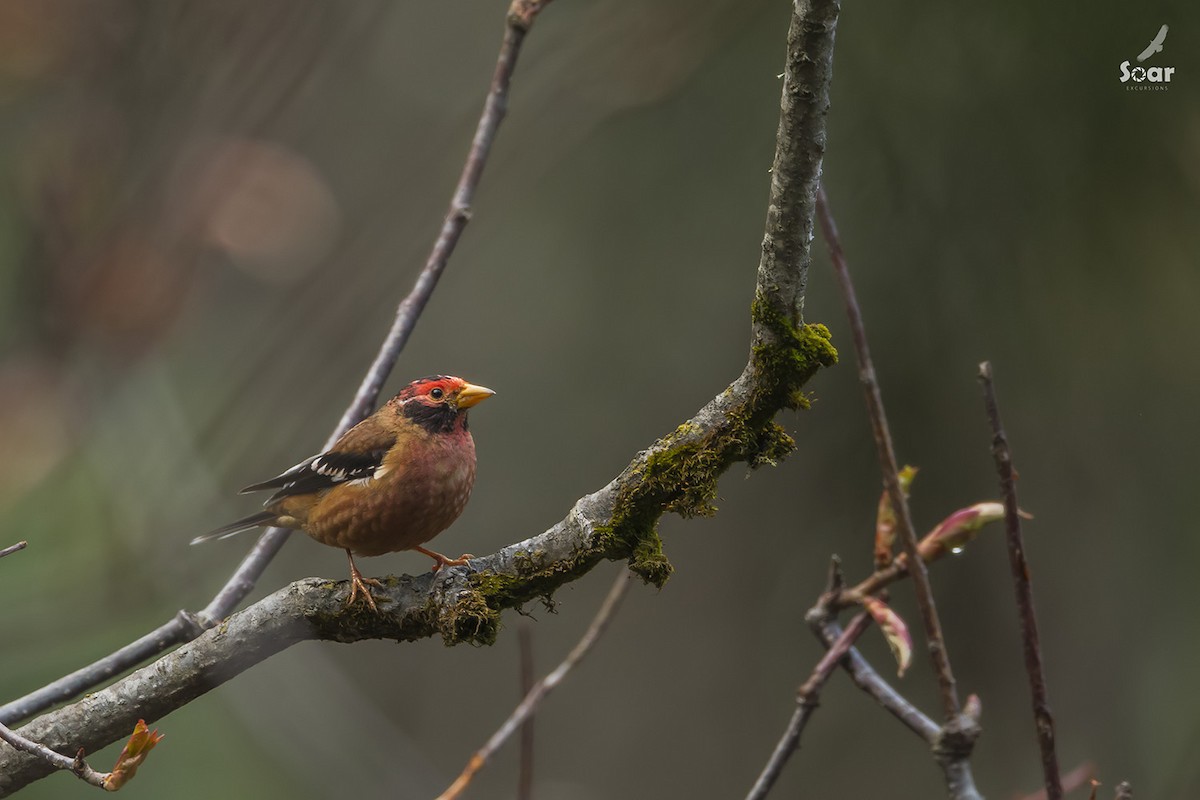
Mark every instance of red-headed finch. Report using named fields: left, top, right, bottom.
left=193, top=375, right=495, bottom=611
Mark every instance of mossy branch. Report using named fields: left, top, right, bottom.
left=0, top=0, right=842, bottom=793
left=0, top=321, right=836, bottom=793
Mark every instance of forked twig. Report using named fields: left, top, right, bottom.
left=0, top=720, right=107, bottom=790
left=809, top=615, right=940, bottom=742
left=0, top=0, right=556, bottom=728
left=436, top=572, right=631, bottom=800
left=979, top=361, right=1061, bottom=799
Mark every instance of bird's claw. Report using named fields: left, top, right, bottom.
left=346, top=565, right=385, bottom=612
left=431, top=554, right=474, bottom=573
left=416, top=546, right=475, bottom=573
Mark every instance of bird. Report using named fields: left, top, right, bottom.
left=1137, top=24, right=1168, bottom=62
left=192, top=375, right=495, bottom=611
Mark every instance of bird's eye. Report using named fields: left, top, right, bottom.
left=430, top=388, right=445, bottom=400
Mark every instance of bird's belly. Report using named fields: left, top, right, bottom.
left=306, top=461, right=475, bottom=558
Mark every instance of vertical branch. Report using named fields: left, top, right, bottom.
left=978, top=361, right=1061, bottom=799
left=751, top=0, right=841, bottom=334
left=816, top=185, right=961, bottom=720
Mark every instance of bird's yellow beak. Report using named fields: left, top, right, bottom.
left=456, top=382, right=496, bottom=409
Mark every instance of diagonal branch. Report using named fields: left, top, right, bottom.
left=0, top=542, right=26, bottom=560
left=816, top=185, right=961, bottom=720
left=0, top=0, right=554, bottom=729
left=808, top=615, right=939, bottom=742
left=745, top=611, right=872, bottom=800
left=811, top=614, right=984, bottom=800
left=0, top=0, right=843, bottom=792
left=516, top=623, right=535, bottom=800
left=436, top=571, right=631, bottom=800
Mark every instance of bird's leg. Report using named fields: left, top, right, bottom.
left=344, top=549, right=385, bottom=612
left=415, top=545, right=474, bottom=573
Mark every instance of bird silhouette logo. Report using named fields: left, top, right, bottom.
left=1119, top=24, right=1175, bottom=87
left=1136, top=24, right=1168, bottom=62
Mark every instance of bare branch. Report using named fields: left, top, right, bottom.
left=816, top=184, right=961, bottom=720
left=979, top=361, right=1061, bottom=799
left=0, top=542, right=25, bottom=560
left=809, top=614, right=938, bottom=743
left=0, top=720, right=107, bottom=790
left=745, top=612, right=872, bottom=800
left=810, top=614, right=984, bottom=800
left=0, top=0, right=554, bottom=729
left=0, top=615, right=206, bottom=727
left=752, top=0, right=841, bottom=331
left=437, top=572, right=630, bottom=800
left=333, top=0, right=554, bottom=433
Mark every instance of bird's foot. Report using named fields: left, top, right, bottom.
left=415, top=545, right=475, bottom=573
left=346, top=563, right=385, bottom=612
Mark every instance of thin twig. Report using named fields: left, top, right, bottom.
left=816, top=185, right=961, bottom=721
left=333, top=0, right=552, bottom=433
left=979, top=361, right=1061, bottom=799
left=746, top=612, right=872, bottom=800
left=809, top=615, right=939, bottom=742
left=436, top=572, right=631, bottom=800
left=814, top=615, right=984, bottom=800
left=517, top=623, right=535, bottom=800
left=0, top=542, right=26, bottom=559
left=0, top=0, right=554, bottom=728
left=0, top=720, right=107, bottom=790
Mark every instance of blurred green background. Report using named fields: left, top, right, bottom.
left=0, top=0, right=1197, bottom=797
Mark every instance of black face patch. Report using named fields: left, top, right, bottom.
left=403, top=399, right=460, bottom=434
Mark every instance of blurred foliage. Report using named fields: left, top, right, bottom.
left=0, top=0, right=1197, bottom=798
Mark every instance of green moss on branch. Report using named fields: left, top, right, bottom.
left=428, top=308, right=837, bottom=644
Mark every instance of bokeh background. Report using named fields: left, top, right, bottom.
left=0, top=1, right=1197, bottom=797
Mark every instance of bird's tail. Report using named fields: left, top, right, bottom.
left=190, top=511, right=277, bottom=545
